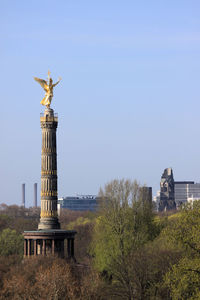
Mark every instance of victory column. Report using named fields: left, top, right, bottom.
left=35, top=71, right=61, bottom=229
left=23, top=72, right=76, bottom=258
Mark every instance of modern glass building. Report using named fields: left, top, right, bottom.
left=174, top=181, right=200, bottom=206
left=58, top=195, right=101, bottom=211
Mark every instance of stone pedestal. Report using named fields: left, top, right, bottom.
left=23, top=230, right=76, bottom=259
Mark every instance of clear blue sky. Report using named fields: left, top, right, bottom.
left=1, top=0, right=200, bottom=206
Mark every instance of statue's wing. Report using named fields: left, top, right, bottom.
left=34, top=77, right=48, bottom=91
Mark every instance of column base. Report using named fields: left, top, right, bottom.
left=38, top=217, right=60, bottom=230
left=23, top=230, right=77, bottom=259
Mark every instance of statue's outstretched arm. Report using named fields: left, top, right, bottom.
left=53, top=77, right=62, bottom=88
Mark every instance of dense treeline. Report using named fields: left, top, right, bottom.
left=0, top=179, right=200, bottom=299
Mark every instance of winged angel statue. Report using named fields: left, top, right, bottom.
left=34, top=71, right=61, bottom=108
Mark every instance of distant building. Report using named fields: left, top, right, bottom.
left=140, top=187, right=152, bottom=204
left=34, top=183, right=37, bottom=207
left=174, top=181, right=200, bottom=207
left=159, top=168, right=176, bottom=211
left=58, top=195, right=101, bottom=211
left=157, top=167, right=200, bottom=211
left=22, top=183, right=25, bottom=208
left=187, top=196, right=200, bottom=204
left=153, top=191, right=160, bottom=210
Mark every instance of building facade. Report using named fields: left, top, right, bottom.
left=58, top=187, right=152, bottom=213
left=157, top=167, right=200, bottom=211
left=153, top=191, right=160, bottom=210
left=58, top=195, right=100, bottom=211
left=140, top=187, right=152, bottom=204
left=175, top=181, right=200, bottom=206
left=158, top=168, right=176, bottom=211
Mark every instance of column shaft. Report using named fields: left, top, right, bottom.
left=67, top=238, right=71, bottom=257
left=34, top=240, right=37, bottom=256
left=24, top=240, right=27, bottom=257
left=52, top=239, right=55, bottom=255
left=40, top=241, right=42, bottom=255
left=27, top=239, right=31, bottom=257
left=38, top=108, right=60, bottom=230
left=42, top=239, right=46, bottom=256
left=61, top=240, right=64, bottom=258
left=71, top=239, right=74, bottom=257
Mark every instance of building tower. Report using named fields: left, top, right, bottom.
left=23, top=72, right=76, bottom=259
left=22, top=183, right=25, bottom=208
left=158, top=168, right=176, bottom=211
left=140, top=186, right=152, bottom=204
left=34, top=183, right=37, bottom=207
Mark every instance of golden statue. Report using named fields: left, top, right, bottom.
left=34, top=71, right=61, bottom=108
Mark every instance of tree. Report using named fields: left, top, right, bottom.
left=0, top=214, right=11, bottom=232
left=165, top=257, right=200, bottom=300
left=164, top=201, right=200, bottom=299
left=0, top=228, right=23, bottom=257
left=0, top=257, right=104, bottom=300
left=91, top=179, right=161, bottom=299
